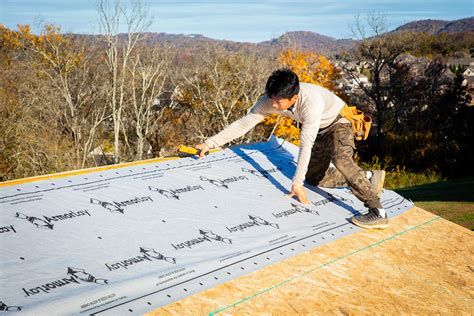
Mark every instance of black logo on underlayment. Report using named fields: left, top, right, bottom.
left=148, top=185, right=204, bottom=200
left=172, top=229, right=232, bottom=250
left=106, top=247, right=176, bottom=271
left=305, top=193, right=353, bottom=209
left=199, top=175, right=248, bottom=189
left=0, top=225, right=17, bottom=234
left=22, top=267, right=107, bottom=297
left=89, top=196, right=153, bottom=214
left=325, top=193, right=354, bottom=205
left=226, top=215, right=279, bottom=233
left=15, top=210, right=91, bottom=230
left=0, top=301, right=22, bottom=311
left=241, top=167, right=282, bottom=178
left=272, top=203, right=320, bottom=218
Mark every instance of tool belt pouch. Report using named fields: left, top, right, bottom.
left=339, top=105, right=372, bottom=141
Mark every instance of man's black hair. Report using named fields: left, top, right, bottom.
left=265, top=68, right=300, bottom=100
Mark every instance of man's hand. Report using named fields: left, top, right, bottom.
left=287, top=184, right=310, bottom=204
left=195, top=143, right=210, bottom=158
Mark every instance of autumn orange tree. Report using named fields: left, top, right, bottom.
left=264, top=49, right=340, bottom=145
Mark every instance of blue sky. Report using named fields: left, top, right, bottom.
left=1, top=0, right=473, bottom=42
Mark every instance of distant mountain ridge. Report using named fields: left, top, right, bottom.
left=258, top=17, right=473, bottom=53
left=259, top=31, right=356, bottom=52
left=392, top=17, right=474, bottom=34
left=72, top=16, right=473, bottom=53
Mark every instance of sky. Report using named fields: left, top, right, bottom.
left=1, top=0, right=473, bottom=42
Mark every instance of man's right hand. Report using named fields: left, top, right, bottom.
left=287, top=183, right=310, bottom=205
left=195, top=143, right=210, bottom=158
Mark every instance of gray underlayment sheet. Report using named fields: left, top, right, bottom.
left=0, top=137, right=413, bottom=315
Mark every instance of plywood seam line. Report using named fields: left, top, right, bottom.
left=208, top=215, right=441, bottom=316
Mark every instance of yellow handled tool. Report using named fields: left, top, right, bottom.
left=178, top=145, right=209, bottom=156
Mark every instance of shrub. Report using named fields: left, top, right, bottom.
left=360, top=156, right=444, bottom=189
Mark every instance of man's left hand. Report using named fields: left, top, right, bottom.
left=287, top=184, right=310, bottom=205
left=194, top=143, right=210, bottom=158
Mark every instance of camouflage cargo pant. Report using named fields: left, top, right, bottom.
left=306, top=122, right=382, bottom=209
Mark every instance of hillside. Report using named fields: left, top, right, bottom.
left=392, top=16, right=474, bottom=34
left=66, top=17, right=473, bottom=55
left=259, top=31, right=356, bottom=53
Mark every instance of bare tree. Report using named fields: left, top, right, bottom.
left=127, top=45, right=170, bottom=159
left=343, top=13, right=413, bottom=158
left=177, top=44, right=275, bottom=144
left=97, top=0, right=151, bottom=163
left=10, top=25, right=109, bottom=169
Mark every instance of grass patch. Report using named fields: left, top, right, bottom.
left=360, top=156, right=473, bottom=229
left=394, top=178, right=474, bottom=202
left=414, top=201, right=474, bottom=230
left=360, top=157, right=444, bottom=189
left=384, top=169, right=443, bottom=190
left=394, top=178, right=474, bottom=230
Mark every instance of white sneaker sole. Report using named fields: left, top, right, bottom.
left=351, top=219, right=388, bottom=229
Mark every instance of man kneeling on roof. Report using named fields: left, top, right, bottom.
left=195, top=68, right=387, bottom=229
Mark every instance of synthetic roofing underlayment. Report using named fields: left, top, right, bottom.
left=0, top=137, right=471, bottom=315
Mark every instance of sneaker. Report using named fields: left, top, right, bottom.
left=369, top=170, right=386, bottom=198
left=351, top=208, right=388, bottom=229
